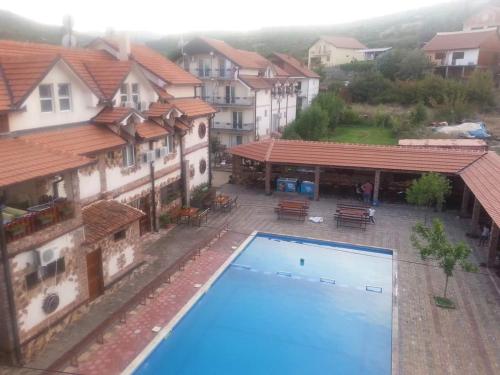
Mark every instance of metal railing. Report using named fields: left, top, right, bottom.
left=44, top=219, right=230, bottom=372
left=191, top=68, right=234, bottom=79
left=203, top=96, right=255, bottom=106
left=212, top=122, right=255, bottom=131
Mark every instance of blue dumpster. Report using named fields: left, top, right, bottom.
left=276, top=178, right=298, bottom=193
left=299, top=181, right=315, bottom=198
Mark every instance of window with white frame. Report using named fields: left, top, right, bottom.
left=58, top=83, right=72, bottom=111
left=163, top=135, right=174, bottom=153
left=131, top=83, right=140, bottom=107
left=122, top=144, right=135, bottom=167
left=120, top=83, right=129, bottom=106
left=39, top=84, right=54, bottom=112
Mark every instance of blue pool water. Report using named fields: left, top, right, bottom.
left=133, top=233, right=393, bottom=375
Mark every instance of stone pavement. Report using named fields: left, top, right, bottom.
left=2, top=183, right=500, bottom=374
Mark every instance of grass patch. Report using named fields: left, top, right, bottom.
left=325, top=123, right=397, bottom=145
left=434, top=296, right=456, bottom=309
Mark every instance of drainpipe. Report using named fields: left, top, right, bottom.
left=285, top=87, right=289, bottom=126
left=148, top=142, right=158, bottom=232
left=0, top=205, right=23, bottom=365
left=254, top=90, right=258, bottom=141
left=208, top=113, right=215, bottom=187
left=179, top=132, right=188, bottom=207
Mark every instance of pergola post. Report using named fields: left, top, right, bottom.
left=487, top=223, right=499, bottom=267
left=460, top=184, right=471, bottom=218
left=471, top=197, right=481, bottom=234
left=314, top=166, right=320, bottom=201
left=373, top=170, right=381, bottom=204
left=265, top=162, right=272, bottom=195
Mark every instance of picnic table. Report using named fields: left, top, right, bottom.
left=334, top=207, right=368, bottom=230
left=178, top=207, right=199, bottom=224
left=275, top=199, right=309, bottom=221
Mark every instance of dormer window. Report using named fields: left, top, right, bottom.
left=122, top=144, right=135, bottom=167
left=39, top=84, right=54, bottom=112
left=58, top=83, right=72, bottom=111
left=120, top=84, right=129, bottom=106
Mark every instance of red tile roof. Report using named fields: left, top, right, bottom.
left=168, top=98, right=217, bottom=118
left=239, top=75, right=273, bottom=90
left=229, top=139, right=484, bottom=174
left=174, top=118, right=190, bottom=131
left=0, top=68, right=11, bottom=111
left=84, top=61, right=132, bottom=99
left=0, top=138, right=93, bottom=187
left=271, top=52, right=320, bottom=78
left=196, top=37, right=271, bottom=70
left=93, top=106, right=140, bottom=124
left=319, top=36, right=366, bottom=49
left=399, top=139, right=488, bottom=150
left=20, top=124, right=126, bottom=156
left=423, top=29, right=499, bottom=51
left=82, top=200, right=145, bottom=243
left=460, top=152, right=500, bottom=227
left=145, top=102, right=175, bottom=117
left=135, top=120, right=169, bottom=140
left=129, top=44, right=201, bottom=86
left=152, top=83, right=174, bottom=99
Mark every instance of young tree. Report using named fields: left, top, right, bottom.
left=406, top=172, right=451, bottom=211
left=313, top=93, right=345, bottom=129
left=411, top=219, right=477, bottom=307
left=293, top=104, right=329, bottom=140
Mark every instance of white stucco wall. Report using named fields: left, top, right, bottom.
left=167, top=85, right=196, bottom=98
left=78, top=169, right=101, bottom=200
left=186, top=147, right=209, bottom=189
left=106, top=245, right=135, bottom=278
left=9, top=61, right=101, bottom=132
left=111, top=68, right=158, bottom=107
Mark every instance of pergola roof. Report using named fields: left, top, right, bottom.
left=229, top=139, right=484, bottom=173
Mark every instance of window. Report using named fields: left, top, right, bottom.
left=225, top=86, right=235, bottom=104
left=58, top=83, right=72, bottom=111
left=122, top=144, right=135, bottom=167
left=26, top=258, right=65, bottom=289
left=232, top=112, right=243, bottom=129
left=163, top=135, right=174, bottom=153
left=435, top=52, right=445, bottom=60
left=120, top=83, right=129, bottom=105
left=39, top=84, right=54, bottom=112
left=199, top=159, right=207, bottom=174
left=236, top=135, right=243, bottom=145
left=131, top=83, right=140, bottom=107
left=198, top=122, right=207, bottom=139
left=114, top=229, right=126, bottom=241
left=452, top=51, right=465, bottom=60
left=219, top=59, right=226, bottom=77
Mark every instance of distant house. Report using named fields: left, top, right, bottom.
left=308, top=36, right=366, bottom=68
left=268, top=53, right=320, bottom=113
left=422, top=28, right=500, bottom=79
left=360, top=47, right=392, bottom=61
left=463, top=5, right=500, bottom=31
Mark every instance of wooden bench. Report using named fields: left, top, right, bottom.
left=334, top=210, right=367, bottom=230
left=275, top=200, right=309, bottom=221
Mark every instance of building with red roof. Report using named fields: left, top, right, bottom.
left=308, top=36, right=366, bottom=69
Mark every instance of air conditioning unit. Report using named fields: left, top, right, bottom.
left=36, top=247, right=57, bottom=266
left=142, top=150, right=155, bottom=164
left=158, top=146, right=168, bottom=158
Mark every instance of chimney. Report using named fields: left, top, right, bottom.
left=117, top=32, right=131, bottom=61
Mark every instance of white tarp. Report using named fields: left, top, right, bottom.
left=433, top=122, right=491, bottom=139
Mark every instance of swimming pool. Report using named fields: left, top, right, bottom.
left=129, top=232, right=395, bottom=375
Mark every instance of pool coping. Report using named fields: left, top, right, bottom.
left=122, top=231, right=399, bottom=375
left=121, top=230, right=258, bottom=375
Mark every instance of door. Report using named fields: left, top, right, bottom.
left=232, top=112, right=243, bottom=129
left=225, top=86, right=235, bottom=103
left=86, top=249, right=104, bottom=301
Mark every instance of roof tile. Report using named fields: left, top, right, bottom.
left=423, top=29, right=498, bottom=51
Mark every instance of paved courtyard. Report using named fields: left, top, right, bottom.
left=2, top=183, right=499, bottom=375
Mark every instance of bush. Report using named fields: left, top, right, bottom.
left=409, top=102, right=427, bottom=125
left=282, top=124, right=302, bottom=140
left=466, top=70, right=495, bottom=110
left=349, top=72, right=395, bottom=104
left=406, top=172, right=451, bottom=210
left=294, top=104, right=330, bottom=140
left=313, top=93, right=345, bottom=129
left=340, top=60, right=375, bottom=73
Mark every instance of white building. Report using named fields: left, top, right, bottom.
left=178, top=37, right=299, bottom=148
left=308, top=36, right=366, bottom=68
left=269, top=52, right=320, bottom=112
left=0, top=36, right=215, bottom=362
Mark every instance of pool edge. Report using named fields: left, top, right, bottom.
left=121, top=230, right=259, bottom=375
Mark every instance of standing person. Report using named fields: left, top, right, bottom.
left=479, top=225, right=490, bottom=246
left=368, top=207, right=376, bottom=224
left=361, top=181, right=373, bottom=204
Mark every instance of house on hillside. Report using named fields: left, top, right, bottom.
left=0, top=35, right=215, bottom=363
left=360, top=47, right=392, bottom=61
left=307, top=36, right=366, bottom=69
left=463, top=5, right=500, bottom=31
left=268, top=52, right=320, bottom=113
left=178, top=37, right=299, bottom=148
left=422, top=28, right=500, bottom=80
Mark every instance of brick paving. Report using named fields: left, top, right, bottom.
left=3, top=184, right=500, bottom=375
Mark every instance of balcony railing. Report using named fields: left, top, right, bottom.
left=2, top=198, right=75, bottom=244
left=191, top=68, right=234, bottom=79
left=203, top=96, right=255, bottom=106
left=212, top=122, right=255, bottom=131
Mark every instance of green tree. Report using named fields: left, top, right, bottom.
left=293, top=104, right=329, bottom=140
left=406, top=172, right=451, bottom=211
left=409, top=102, right=427, bottom=125
left=466, top=70, right=495, bottom=110
left=349, top=72, right=395, bottom=104
left=313, top=93, right=345, bottom=129
left=376, top=49, right=405, bottom=80
left=396, top=49, right=432, bottom=80
left=411, top=218, right=477, bottom=306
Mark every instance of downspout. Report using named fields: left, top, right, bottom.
left=179, top=131, right=187, bottom=207
left=285, top=87, right=289, bottom=126
left=148, top=141, right=158, bottom=232
left=254, top=89, right=258, bottom=141
left=0, top=205, right=23, bottom=365
left=208, top=113, right=215, bottom=187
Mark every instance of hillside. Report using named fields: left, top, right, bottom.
left=0, top=0, right=494, bottom=60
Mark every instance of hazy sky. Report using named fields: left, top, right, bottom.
left=2, top=0, right=455, bottom=35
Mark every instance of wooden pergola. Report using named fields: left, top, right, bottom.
left=230, top=139, right=500, bottom=267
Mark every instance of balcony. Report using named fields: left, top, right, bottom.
left=2, top=198, right=75, bottom=244
left=191, top=68, right=235, bottom=80
left=212, top=122, right=255, bottom=132
left=203, top=96, right=255, bottom=107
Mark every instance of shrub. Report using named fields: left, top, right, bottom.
left=409, top=102, right=427, bottom=125
left=282, top=124, right=302, bottom=140
left=313, top=93, right=345, bottom=129
left=406, top=172, right=451, bottom=210
left=340, top=60, right=375, bottom=73
left=349, top=72, right=395, bottom=104
left=466, top=70, right=495, bottom=110
left=293, top=104, right=329, bottom=140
